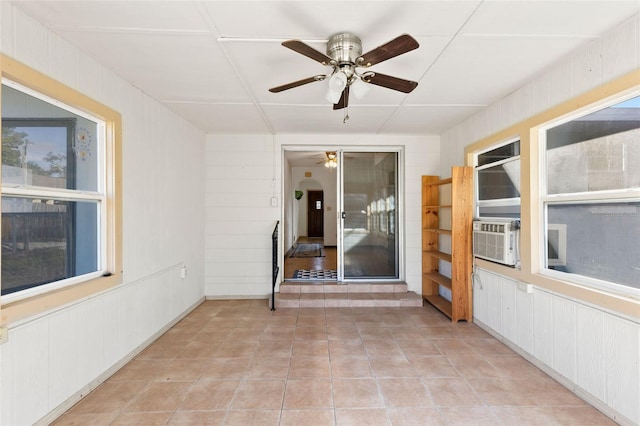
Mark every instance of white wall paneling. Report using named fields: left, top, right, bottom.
left=0, top=4, right=206, bottom=425
left=204, top=134, right=440, bottom=297
left=474, top=268, right=640, bottom=425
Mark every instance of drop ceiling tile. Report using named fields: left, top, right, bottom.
left=463, top=0, right=640, bottom=36
left=18, top=1, right=209, bottom=32
left=382, top=105, right=485, bottom=134
left=203, top=1, right=481, bottom=40
left=261, top=105, right=397, bottom=134
left=164, top=103, right=271, bottom=134
left=53, top=30, right=250, bottom=102
left=411, top=35, right=592, bottom=105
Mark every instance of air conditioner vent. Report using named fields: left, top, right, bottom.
left=473, top=219, right=519, bottom=266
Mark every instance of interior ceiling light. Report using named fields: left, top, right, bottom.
left=324, top=151, right=337, bottom=168
left=269, top=32, right=419, bottom=123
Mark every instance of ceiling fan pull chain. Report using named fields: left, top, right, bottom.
left=343, top=107, right=350, bottom=124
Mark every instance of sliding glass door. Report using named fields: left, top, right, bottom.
left=340, top=152, right=398, bottom=279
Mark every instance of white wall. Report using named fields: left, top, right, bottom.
left=292, top=166, right=338, bottom=246
left=205, top=134, right=440, bottom=297
left=441, top=14, right=640, bottom=425
left=0, top=4, right=206, bottom=425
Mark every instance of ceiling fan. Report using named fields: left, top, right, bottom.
left=269, top=33, right=419, bottom=112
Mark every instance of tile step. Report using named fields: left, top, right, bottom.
left=272, top=291, right=423, bottom=308
left=279, top=282, right=408, bottom=294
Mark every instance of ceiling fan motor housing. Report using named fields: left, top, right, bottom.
left=327, top=32, right=362, bottom=72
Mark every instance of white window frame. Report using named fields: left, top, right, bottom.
left=538, top=89, right=640, bottom=297
left=474, top=137, right=521, bottom=219
left=1, top=79, right=109, bottom=303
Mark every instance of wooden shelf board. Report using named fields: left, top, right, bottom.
left=424, top=272, right=452, bottom=290
left=424, top=295, right=452, bottom=318
left=424, top=177, right=453, bottom=187
left=423, top=228, right=452, bottom=235
left=424, top=251, right=452, bottom=262
left=423, top=205, right=452, bottom=209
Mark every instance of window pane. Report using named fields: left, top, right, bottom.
left=2, top=85, right=99, bottom=192
left=1, top=196, right=99, bottom=295
left=545, top=202, right=640, bottom=289
left=477, top=140, right=520, bottom=167
left=477, top=159, right=521, bottom=200
left=546, top=96, right=640, bottom=194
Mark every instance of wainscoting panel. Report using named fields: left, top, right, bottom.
left=473, top=268, right=639, bottom=425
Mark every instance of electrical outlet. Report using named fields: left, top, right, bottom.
left=271, top=197, right=278, bottom=207
left=180, top=267, right=187, bottom=279
left=0, top=327, right=8, bottom=344
left=517, top=281, right=533, bottom=293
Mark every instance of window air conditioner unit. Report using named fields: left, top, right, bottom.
left=473, top=219, right=520, bottom=266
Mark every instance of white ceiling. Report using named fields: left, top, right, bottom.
left=13, top=1, right=640, bottom=136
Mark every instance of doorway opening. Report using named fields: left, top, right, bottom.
left=282, top=148, right=402, bottom=282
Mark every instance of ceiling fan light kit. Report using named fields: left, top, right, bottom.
left=269, top=32, right=419, bottom=120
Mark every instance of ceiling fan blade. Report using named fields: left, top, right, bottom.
left=333, top=86, right=350, bottom=110
left=282, top=40, right=334, bottom=66
left=269, top=75, right=326, bottom=93
left=362, top=72, right=418, bottom=93
left=357, top=34, right=419, bottom=68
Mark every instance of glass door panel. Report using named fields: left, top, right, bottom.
left=341, top=152, right=398, bottom=279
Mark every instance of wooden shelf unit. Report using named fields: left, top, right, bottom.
left=421, top=167, right=473, bottom=322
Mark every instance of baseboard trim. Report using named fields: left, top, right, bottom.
left=35, top=297, right=205, bottom=426
left=473, top=318, right=634, bottom=426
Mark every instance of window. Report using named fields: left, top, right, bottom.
left=541, top=94, right=640, bottom=291
left=474, top=139, right=521, bottom=218
left=1, top=54, right=121, bottom=318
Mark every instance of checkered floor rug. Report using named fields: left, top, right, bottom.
left=292, top=269, right=338, bottom=280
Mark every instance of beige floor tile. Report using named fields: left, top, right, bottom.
left=369, top=356, right=417, bottom=378
left=358, top=326, right=395, bottom=340
left=386, top=407, right=446, bottom=426
left=492, top=406, right=562, bottom=425
left=108, top=359, right=168, bottom=383
left=447, top=355, right=501, bottom=378
left=168, top=410, right=227, bottom=425
left=330, top=357, right=373, bottom=378
left=124, top=381, right=193, bottom=412
left=395, top=339, right=441, bottom=357
left=245, top=356, right=289, bottom=379
left=200, top=358, right=250, bottom=379
left=295, top=326, right=328, bottom=340
left=260, top=326, right=296, bottom=340
left=439, top=407, right=502, bottom=425
left=547, top=406, right=617, bottom=425
left=280, top=409, right=336, bottom=426
left=67, top=381, right=147, bottom=414
left=329, top=339, right=367, bottom=357
left=377, top=378, right=434, bottom=408
left=213, top=341, right=259, bottom=358
left=409, top=356, right=460, bottom=378
left=335, top=408, right=391, bottom=426
left=423, top=378, right=484, bottom=407
left=332, top=379, right=384, bottom=408
left=466, top=378, right=534, bottom=406
left=465, top=338, right=515, bottom=355
left=433, top=339, right=479, bottom=356
left=254, top=340, right=293, bottom=357
left=137, top=340, right=187, bottom=360
left=231, top=380, right=286, bottom=409
left=111, top=411, right=174, bottom=425
left=363, top=340, right=405, bottom=357
left=51, top=412, right=118, bottom=425
left=283, top=379, right=333, bottom=409
left=176, top=341, right=222, bottom=359
left=180, top=380, right=240, bottom=410
left=288, top=356, right=331, bottom=379
left=520, top=377, right=589, bottom=406
left=292, top=340, right=329, bottom=356
left=226, top=326, right=265, bottom=340
left=327, top=326, right=361, bottom=340
left=297, top=316, right=327, bottom=327
left=484, top=355, right=546, bottom=379
left=222, top=409, right=280, bottom=426
left=157, top=358, right=211, bottom=382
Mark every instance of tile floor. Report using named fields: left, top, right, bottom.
left=52, top=300, right=614, bottom=425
